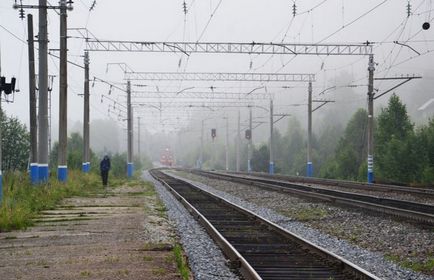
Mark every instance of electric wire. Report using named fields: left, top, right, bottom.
left=196, top=0, right=223, bottom=42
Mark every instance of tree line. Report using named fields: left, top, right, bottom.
left=0, top=111, right=151, bottom=177
left=195, top=94, right=434, bottom=185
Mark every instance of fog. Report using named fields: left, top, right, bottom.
left=0, top=0, right=433, bottom=163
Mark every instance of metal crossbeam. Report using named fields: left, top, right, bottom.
left=133, top=101, right=255, bottom=108
left=124, top=72, right=315, bottom=82
left=130, top=93, right=268, bottom=100
left=85, top=40, right=373, bottom=56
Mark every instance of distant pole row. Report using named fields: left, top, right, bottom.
left=21, top=14, right=378, bottom=184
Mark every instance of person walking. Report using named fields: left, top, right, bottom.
left=100, top=155, right=111, bottom=187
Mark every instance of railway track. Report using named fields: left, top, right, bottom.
left=189, top=169, right=434, bottom=226
left=228, top=171, right=434, bottom=198
left=150, top=169, right=380, bottom=280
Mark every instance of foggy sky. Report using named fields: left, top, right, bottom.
left=0, top=0, right=433, bottom=147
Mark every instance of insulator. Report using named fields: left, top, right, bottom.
left=183, top=1, right=188, bottom=14
left=19, top=8, right=25, bottom=20
left=407, top=1, right=411, bottom=17
left=292, top=3, right=297, bottom=17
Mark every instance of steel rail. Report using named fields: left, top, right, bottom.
left=230, top=171, right=434, bottom=197
left=150, top=169, right=380, bottom=280
left=191, top=170, right=434, bottom=226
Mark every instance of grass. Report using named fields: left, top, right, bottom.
left=386, top=254, right=434, bottom=274
left=80, top=270, right=92, bottom=277
left=151, top=267, right=167, bottom=276
left=173, top=243, right=190, bottom=280
left=0, top=171, right=105, bottom=232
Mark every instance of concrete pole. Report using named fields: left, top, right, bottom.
left=38, top=0, right=49, bottom=183
left=127, top=80, right=134, bottom=177
left=137, top=116, right=141, bottom=159
left=57, top=0, right=68, bottom=182
left=367, top=54, right=375, bottom=184
left=307, top=81, right=313, bottom=177
left=247, top=106, right=252, bottom=172
left=82, top=51, right=90, bottom=173
left=269, top=99, right=274, bottom=174
left=27, top=14, right=38, bottom=184
left=199, top=119, right=204, bottom=169
left=225, top=117, right=229, bottom=171
left=0, top=100, right=2, bottom=203
left=236, top=110, right=240, bottom=172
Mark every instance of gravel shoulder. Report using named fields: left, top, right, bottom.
left=172, top=170, right=434, bottom=280
left=143, top=171, right=239, bottom=280
left=0, top=181, right=183, bottom=280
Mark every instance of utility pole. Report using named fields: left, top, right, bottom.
left=57, top=0, right=68, bottom=182
left=82, top=51, right=90, bottom=173
left=225, top=117, right=229, bottom=171
left=137, top=116, right=141, bottom=159
left=0, top=97, right=2, bottom=203
left=38, top=0, right=49, bottom=183
left=307, top=81, right=313, bottom=177
left=127, top=80, right=134, bottom=177
left=367, top=54, right=375, bottom=184
left=27, top=14, right=38, bottom=184
left=236, top=110, right=240, bottom=172
left=269, top=99, right=274, bottom=174
left=247, top=106, right=252, bottom=172
left=199, top=119, right=204, bottom=169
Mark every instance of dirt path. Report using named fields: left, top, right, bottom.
left=0, top=182, right=183, bottom=280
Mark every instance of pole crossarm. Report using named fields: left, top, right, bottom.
left=85, top=40, right=373, bottom=56
left=373, top=76, right=422, bottom=100
left=312, top=100, right=335, bottom=112
left=124, top=72, right=316, bottom=82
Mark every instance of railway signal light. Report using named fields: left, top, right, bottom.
left=211, top=128, right=216, bottom=140
left=0, top=77, right=16, bottom=95
left=245, top=129, right=251, bottom=140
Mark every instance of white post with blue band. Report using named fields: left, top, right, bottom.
left=39, top=163, right=49, bottom=183
left=30, top=163, right=39, bottom=184
left=127, top=162, right=134, bottom=177
left=82, top=162, right=90, bottom=173
left=57, top=165, right=68, bottom=182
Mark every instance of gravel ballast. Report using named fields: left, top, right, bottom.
left=168, top=171, right=434, bottom=280
left=143, top=171, right=239, bottom=280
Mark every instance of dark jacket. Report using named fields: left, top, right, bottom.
left=100, top=156, right=111, bottom=172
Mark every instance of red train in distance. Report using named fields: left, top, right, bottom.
left=160, top=147, right=174, bottom=166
